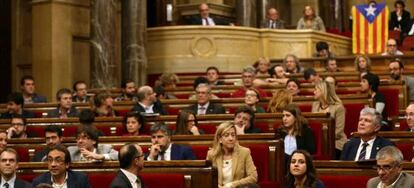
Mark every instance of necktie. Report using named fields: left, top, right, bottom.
left=205, top=18, right=210, bottom=26
left=3, top=183, right=9, bottom=188
left=136, top=177, right=142, bottom=188
left=358, top=142, right=369, bottom=161
left=199, top=106, right=206, bottom=115
left=270, top=21, right=273, bottom=29
left=159, top=151, right=165, bottom=160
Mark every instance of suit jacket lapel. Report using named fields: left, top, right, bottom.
left=371, top=137, right=380, bottom=159
left=351, top=139, right=361, bottom=160
left=231, top=146, right=239, bottom=179
left=119, top=170, right=133, bottom=188
left=170, top=144, right=177, bottom=160
left=206, top=104, right=214, bottom=114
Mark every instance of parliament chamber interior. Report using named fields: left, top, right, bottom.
left=1, top=0, right=414, bottom=188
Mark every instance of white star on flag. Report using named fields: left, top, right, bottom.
left=365, top=5, right=376, bottom=16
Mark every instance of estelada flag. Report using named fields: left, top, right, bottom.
left=352, top=3, right=389, bottom=54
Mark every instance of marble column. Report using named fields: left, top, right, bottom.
left=121, top=0, right=147, bottom=86
left=236, top=0, right=256, bottom=27
left=90, top=0, right=119, bottom=88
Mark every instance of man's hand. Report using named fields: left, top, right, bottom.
left=6, top=127, right=16, bottom=139
left=148, top=144, right=161, bottom=160
left=80, top=148, right=104, bottom=160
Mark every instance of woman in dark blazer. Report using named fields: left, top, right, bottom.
left=276, top=104, right=316, bottom=156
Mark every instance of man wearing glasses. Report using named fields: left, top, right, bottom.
left=382, top=39, right=403, bottom=56
left=367, top=146, right=414, bottom=187
left=110, top=143, right=146, bottom=188
left=32, top=145, right=92, bottom=188
left=6, top=115, right=32, bottom=139
left=0, top=148, right=32, bottom=188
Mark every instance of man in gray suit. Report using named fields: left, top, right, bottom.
left=67, top=126, right=118, bottom=161
left=367, top=146, right=414, bottom=188
left=260, top=8, right=284, bottom=29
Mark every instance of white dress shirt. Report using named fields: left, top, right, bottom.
left=51, top=172, right=68, bottom=188
left=138, top=102, right=154, bottom=113
left=284, top=135, right=297, bottom=155
left=202, top=17, right=215, bottom=26
left=1, top=175, right=16, bottom=188
left=147, top=143, right=172, bottom=161
left=120, top=169, right=141, bottom=188
left=354, top=137, right=376, bottom=161
left=197, top=102, right=210, bottom=115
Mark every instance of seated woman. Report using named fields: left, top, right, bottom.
left=312, top=81, right=347, bottom=159
left=123, top=111, right=145, bottom=136
left=93, top=92, right=118, bottom=117
left=361, top=72, right=391, bottom=130
left=244, top=88, right=265, bottom=113
left=156, top=73, right=179, bottom=99
left=267, top=89, right=292, bottom=113
left=254, top=57, right=271, bottom=77
left=175, top=110, right=204, bottom=135
left=286, top=78, right=301, bottom=96
left=354, top=55, right=372, bottom=75
left=207, top=121, right=258, bottom=188
left=296, top=5, right=326, bottom=31
left=276, top=104, right=316, bottom=156
left=287, top=150, right=325, bottom=188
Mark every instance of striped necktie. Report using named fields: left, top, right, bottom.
left=358, top=142, right=369, bottom=161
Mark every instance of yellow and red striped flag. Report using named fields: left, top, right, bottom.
left=352, top=3, right=389, bottom=54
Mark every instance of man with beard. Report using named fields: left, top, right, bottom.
left=0, top=92, right=35, bottom=119
left=0, top=148, right=32, bottom=188
left=146, top=123, right=195, bottom=161
left=389, top=58, right=414, bottom=103
left=32, top=145, right=91, bottom=188
left=6, top=115, right=32, bottom=139
left=33, top=125, right=63, bottom=162
left=115, top=79, right=138, bottom=102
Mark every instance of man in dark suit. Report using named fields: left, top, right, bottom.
left=72, top=80, right=90, bottom=103
left=206, top=66, right=225, bottom=86
left=146, top=123, right=196, bottom=161
left=0, top=92, right=35, bottom=119
left=260, top=8, right=284, bottom=29
left=110, top=143, right=146, bottom=188
left=340, top=107, right=394, bottom=161
left=188, top=3, right=229, bottom=26
left=20, top=75, right=47, bottom=104
left=0, top=148, right=32, bottom=188
left=186, top=83, right=225, bottom=115
left=32, top=145, right=92, bottom=188
left=367, top=146, right=414, bottom=188
left=131, top=86, right=167, bottom=115
left=47, top=88, right=79, bottom=118
left=33, top=125, right=63, bottom=162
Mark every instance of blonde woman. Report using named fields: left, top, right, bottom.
left=354, top=55, right=372, bottom=74
left=296, top=5, right=326, bottom=31
left=207, top=122, right=258, bottom=188
left=267, top=89, right=293, bottom=113
left=312, top=81, right=347, bottom=159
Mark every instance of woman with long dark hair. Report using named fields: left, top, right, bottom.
left=286, top=150, right=324, bottom=188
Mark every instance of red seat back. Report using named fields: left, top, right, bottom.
left=320, top=175, right=372, bottom=188
left=378, top=88, right=400, bottom=118
left=308, top=121, right=326, bottom=160
left=245, top=144, right=270, bottom=182
left=396, top=142, right=413, bottom=161
left=344, top=103, right=366, bottom=137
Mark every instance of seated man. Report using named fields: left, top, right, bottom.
left=146, top=123, right=196, bottom=161
left=0, top=148, right=32, bottom=188
left=325, top=58, right=340, bottom=73
left=32, top=145, right=92, bottom=188
left=72, top=80, right=90, bottom=103
left=231, top=66, right=267, bottom=98
left=367, top=146, right=414, bottom=187
left=110, top=143, right=146, bottom=188
left=33, top=125, right=63, bottom=162
left=406, top=104, right=414, bottom=132
left=0, top=92, right=35, bottom=119
left=314, top=41, right=335, bottom=57
left=303, top=68, right=322, bottom=84
left=234, top=106, right=261, bottom=135
left=189, top=3, right=229, bottom=26
left=381, top=38, right=403, bottom=56
left=388, top=58, right=414, bottom=103
left=6, top=115, right=33, bottom=139
left=206, top=66, right=224, bottom=86
left=260, top=7, right=284, bottom=29
left=131, top=86, right=167, bottom=115
left=20, top=75, right=47, bottom=104
left=115, top=79, right=138, bottom=102
left=0, top=131, right=7, bottom=153
left=186, top=83, right=225, bottom=115
left=340, top=107, right=394, bottom=161
left=67, top=126, right=118, bottom=161
left=48, top=88, right=79, bottom=118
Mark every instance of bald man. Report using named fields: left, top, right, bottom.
left=382, top=39, right=403, bottom=56
left=261, top=8, right=284, bottom=29
left=131, top=86, right=167, bottom=115
left=406, top=104, right=414, bottom=132
left=189, top=3, right=229, bottom=26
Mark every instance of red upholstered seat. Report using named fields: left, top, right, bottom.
left=378, top=88, right=399, bottom=118
left=343, top=103, right=366, bottom=137
left=197, top=123, right=218, bottom=134
left=245, top=144, right=270, bottom=182
left=191, top=145, right=209, bottom=160
left=401, top=36, right=414, bottom=51
left=62, top=126, right=78, bottom=137
left=26, top=126, right=46, bottom=137
left=308, top=121, right=327, bottom=160
left=398, top=119, right=409, bottom=131
left=319, top=175, right=372, bottom=188
left=15, top=148, right=30, bottom=162
left=89, top=172, right=186, bottom=188
left=117, top=109, right=129, bottom=117
left=167, top=107, right=180, bottom=115
left=298, top=104, right=312, bottom=112
left=396, top=142, right=413, bottom=161
left=389, top=30, right=401, bottom=43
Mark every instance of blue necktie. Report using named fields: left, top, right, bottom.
left=358, top=142, right=369, bottom=161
